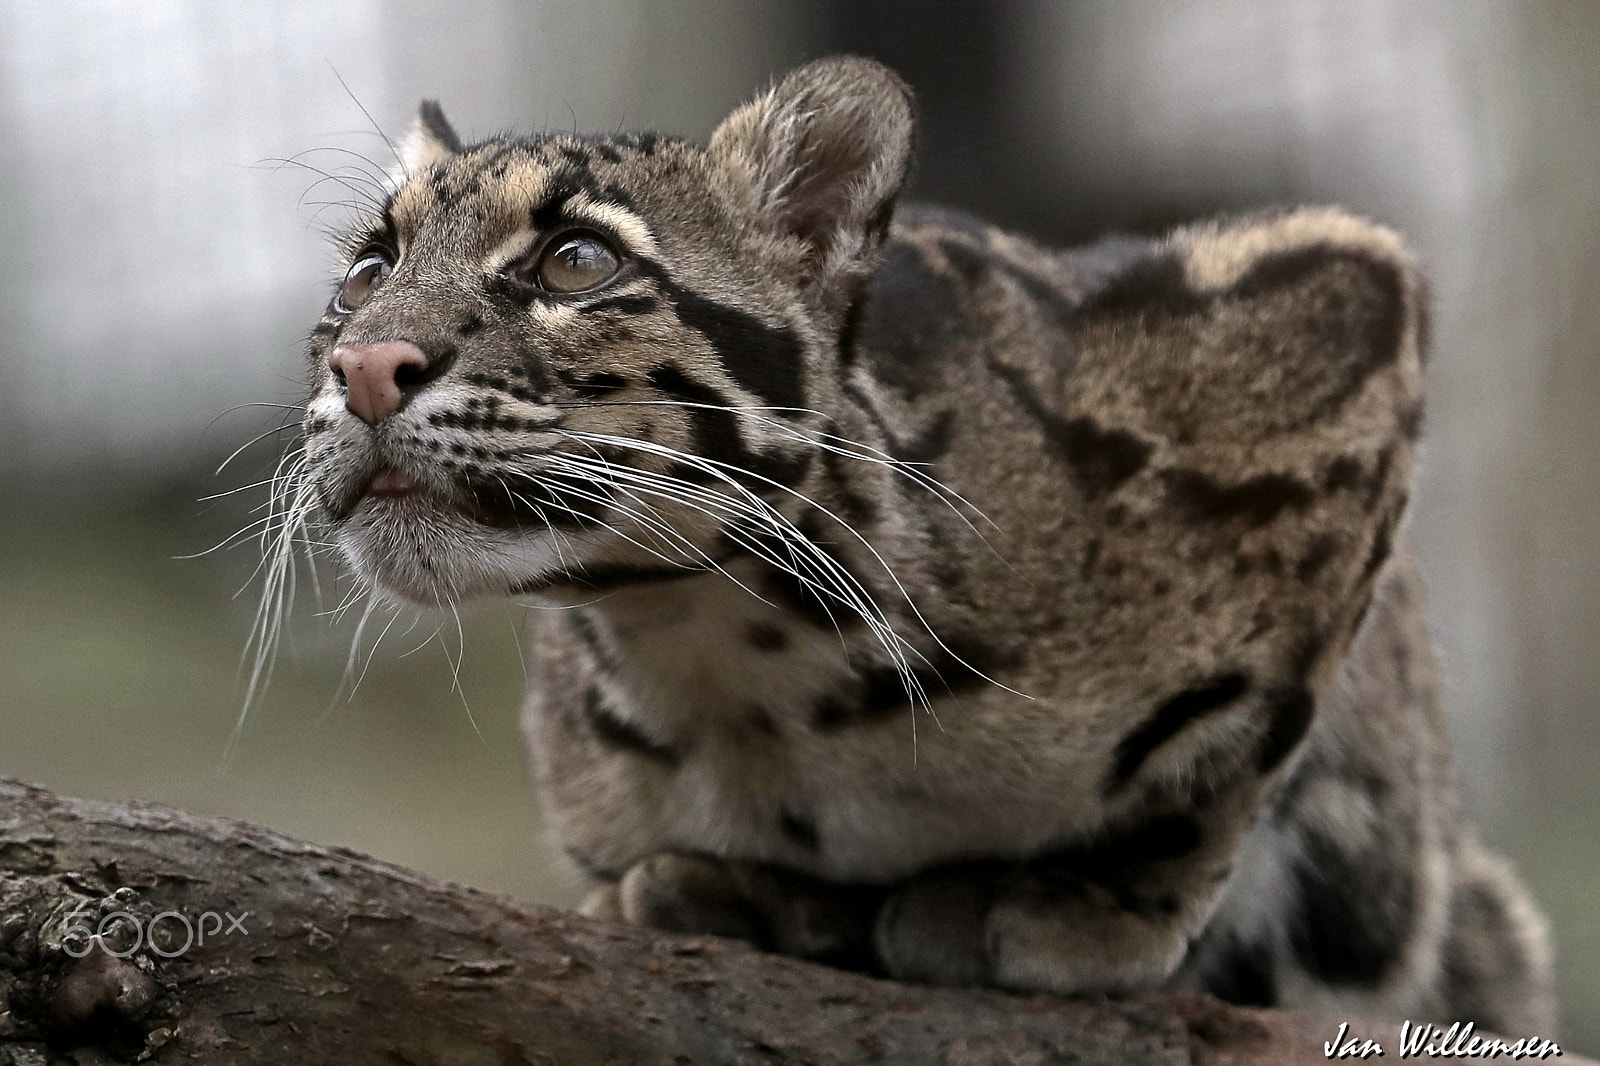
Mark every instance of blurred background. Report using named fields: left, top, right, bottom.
left=0, top=0, right=1594, bottom=1046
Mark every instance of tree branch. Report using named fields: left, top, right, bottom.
left=0, top=779, right=1579, bottom=1065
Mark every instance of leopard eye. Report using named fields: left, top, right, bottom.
left=536, top=232, right=620, bottom=294
left=336, top=255, right=392, bottom=313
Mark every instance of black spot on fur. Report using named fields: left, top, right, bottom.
left=1162, top=469, right=1315, bottom=527
left=1296, top=534, right=1340, bottom=583
left=1203, top=936, right=1278, bottom=1007
left=583, top=688, right=679, bottom=765
left=1255, top=687, right=1316, bottom=773
left=1106, top=674, right=1251, bottom=792
left=1235, top=247, right=1407, bottom=402
left=855, top=238, right=969, bottom=397
left=457, top=314, right=483, bottom=337
left=764, top=567, right=843, bottom=632
left=1288, top=820, right=1414, bottom=985
left=568, top=610, right=616, bottom=672
left=1079, top=537, right=1102, bottom=580
left=745, top=705, right=780, bottom=737
left=1398, top=400, right=1425, bottom=440
left=780, top=810, right=821, bottom=851
left=747, top=622, right=788, bottom=652
left=810, top=640, right=1005, bottom=732
left=1079, top=251, right=1205, bottom=319
left=985, top=355, right=1151, bottom=499
left=820, top=446, right=879, bottom=529
left=1323, top=456, right=1363, bottom=492
left=937, top=237, right=1081, bottom=333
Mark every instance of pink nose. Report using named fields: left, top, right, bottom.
left=329, top=341, right=429, bottom=425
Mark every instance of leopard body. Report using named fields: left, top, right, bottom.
left=294, top=58, right=1555, bottom=1030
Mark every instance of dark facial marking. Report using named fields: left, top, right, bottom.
left=1233, top=246, right=1407, bottom=415
left=466, top=468, right=612, bottom=530
left=1323, top=455, right=1363, bottom=492
left=640, top=261, right=807, bottom=412
left=582, top=688, right=680, bottom=766
left=570, top=371, right=628, bottom=399
left=576, top=294, right=659, bottom=316
left=568, top=609, right=617, bottom=672
left=1106, top=673, right=1252, bottom=792
left=645, top=364, right=813, bottom=489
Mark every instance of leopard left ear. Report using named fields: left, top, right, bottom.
left=397, top=100, right=463, bottom=176
left=711, top=56, right=914, bottom=298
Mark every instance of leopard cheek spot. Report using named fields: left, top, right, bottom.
left=747, top=622, right=788, bottom=652
left=779, top=809, right=821, bottom=852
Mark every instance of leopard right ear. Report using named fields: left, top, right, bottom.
left=397, top=100, right=463, bottom=177
left=710, top=57, right=914, bottom=303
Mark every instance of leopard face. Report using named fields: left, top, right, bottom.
left=300, top=61, right=911, bottom=607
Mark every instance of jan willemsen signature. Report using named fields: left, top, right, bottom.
left=1325, top=1021, right=1562, bottom=1060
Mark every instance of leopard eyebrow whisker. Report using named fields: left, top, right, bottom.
left=556, top=396, right=999, bottom=537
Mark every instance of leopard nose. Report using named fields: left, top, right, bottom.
left=328, top=341, right=430, bottom=425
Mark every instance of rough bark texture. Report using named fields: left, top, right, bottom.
left=0, top=778, right=1580, bottom=1065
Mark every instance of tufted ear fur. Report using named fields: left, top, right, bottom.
left=710, top=57, right=914, bottom=303
left=397, top=100, right=463, bottom=177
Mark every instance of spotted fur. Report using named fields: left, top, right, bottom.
left=290, top=57, right=1555, bottom=1031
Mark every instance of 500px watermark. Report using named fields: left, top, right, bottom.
left=62, top=907, right=250, bottom=959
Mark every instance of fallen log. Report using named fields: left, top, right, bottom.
left=0, top=778, right=1580, bottom=1065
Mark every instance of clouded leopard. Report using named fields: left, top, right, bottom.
left=291, top=57, right=1555, bottom=1030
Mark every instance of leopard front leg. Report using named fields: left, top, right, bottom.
left=876, top=787, right=1262, bottom=994
left=583, top=853, right=885, bottom=970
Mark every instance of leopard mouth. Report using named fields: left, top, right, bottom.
left=343, top=463, right=485, bottom=526
left=363, top=465, right=427, bottom=500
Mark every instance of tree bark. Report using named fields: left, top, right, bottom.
left=0, top=778, right=1580, bottom=1065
